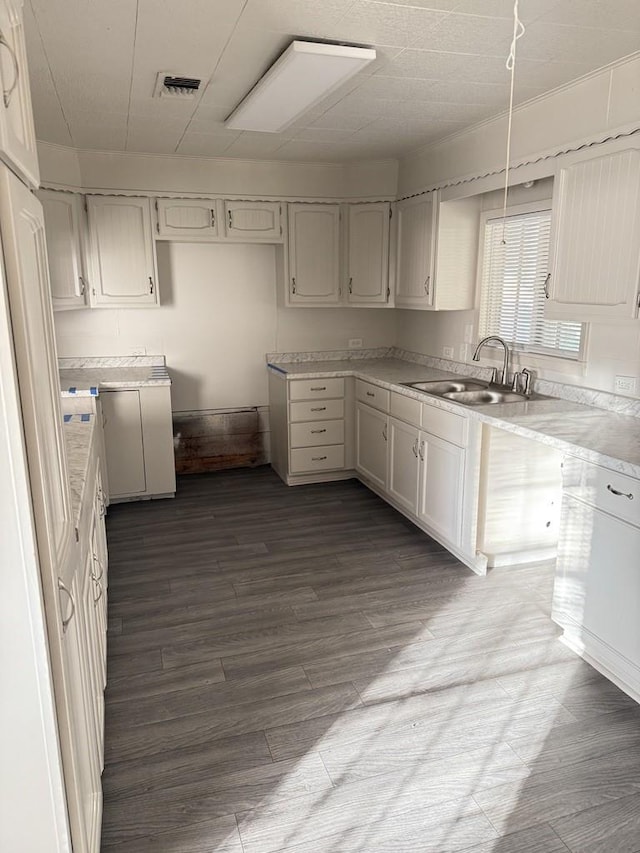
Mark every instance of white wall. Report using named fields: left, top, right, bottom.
left=54, top=241, right=397, bottom=412
left=396, top=54, right=640, bottom=397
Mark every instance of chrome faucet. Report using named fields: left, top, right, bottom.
left=472, top=335, right=510, bottom=386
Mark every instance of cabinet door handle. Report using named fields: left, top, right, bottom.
left=311, top=428, right=327, bottom=434
left=348, top=277, right=353, bottom=294
left=58, top=578, right=75, bottom=632
left=149, top=276, right=154, bottom=294
left=310, top=406, right=326, bottom=412
left=382, top=425, right=387, bottom=441
left=424, top=275, right=430, bottom=296
left=412, top=438, right=419, bottom=457
left=0, top=30, right=19, bottom=108
left=419, top=440, right=425, bottom=461
left=310, top=386, right=326, bottom=391
left=210, top=209, right=216, bottom=228
left=366, top=391, right=375, bottom=397
left=93, top=578, right=103, bottom=604
left=606, top=483, right=634, bottom=500
left=291, top=277, right=296, bottom=294
left=312, top=455, right=327, bottom=461
left=78, top=275, right=86, bottom=296
left=228, top=210, right=233, bottom=229
left=91, top=552, right=104, bottom=582
left=543, top=272, right=551, bottom=299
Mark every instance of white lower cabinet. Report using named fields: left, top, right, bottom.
left=418, top=431, right=464, bottom=546
left=355, top=402, right=388, bottom=491
left=100, top=385, right=176, bottom=501
left=553, top=457, right=640, bottom=699
left=388, top=416, right=419, bottom=513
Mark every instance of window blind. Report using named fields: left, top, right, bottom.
left=479, top=209, right=583, bottom=358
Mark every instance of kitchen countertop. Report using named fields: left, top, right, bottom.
left=268, top=356, right=640, bottom=479
left=62, top=414, right=95, bottom=528
left=59, top=355, right=171, bottom=397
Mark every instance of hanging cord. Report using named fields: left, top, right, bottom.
left=501, top=0, right=526, bottom=242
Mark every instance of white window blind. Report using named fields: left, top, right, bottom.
left=479, top=209, right=583, bottom=358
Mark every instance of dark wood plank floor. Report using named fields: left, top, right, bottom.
left=101, top=467, right=640, bottom=853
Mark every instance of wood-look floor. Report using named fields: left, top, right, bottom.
left=101, top=467, right=640, bottom=853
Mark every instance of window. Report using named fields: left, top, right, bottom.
left=478, top=207, right=584, bottom=359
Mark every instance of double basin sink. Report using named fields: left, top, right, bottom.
left=401, top=378, right=552, bottom=406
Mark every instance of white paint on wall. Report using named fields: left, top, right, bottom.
left=54, top=242, right=398, bottom=411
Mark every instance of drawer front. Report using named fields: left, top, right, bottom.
left=290, top=399, right=344, bottom=422
left=390, top=391, right=421, bottom=426
left=289, top=378, right=345, bottom=401
left=563, top=456, right=640, bottom=527
left=421, top=402, right=468, bottom=447
left=290, top=420, right=344, bottom=448
left=356, top=379, right=390, bottom=412
left=290, top=445, right=345, bottom=473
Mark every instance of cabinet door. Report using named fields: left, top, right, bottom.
left=288, top=203, right=341, bottom=304
left=395, top=194, right=435, bottom=309
left=156, top=198, right=219, bottom=239
left=347, top=202, right=390, bottom=305
left=0, top=0, right=39, bottom=186
left=87, top=196, right=159, bottom=307
left=80, top=544, right=104, bottom=770
left=548, top=147, right=640, bottom=321
left=101, top=390, right=146, bottom=498
left=355, top=402, right=388, bottom=491
left=388, top=417, right=420, bottom=513
left=40, top=191, right=88, bottom=310
left=419, top=432, right=464, bottom=545
left=224, top=200, right=282, bottom=240
left=554, top=497, right=640, bottom=667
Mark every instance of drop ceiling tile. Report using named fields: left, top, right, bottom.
left=451, top=0, right=560, bottom=23
left=292, top=127, right=357, bottom=142
left=410, top=11, right=514, bottom=54
left=538, top=0, right=640, bottom=31
left=270, top=139, right=363, bottom=161
left=224, top=131, right=293, bottom=158
left=30, top=89, right=73, bottom=146
left=412, top=78, right=509, bottom=105
left=517, top=21, right=640, bottom=65
left=176, top=131, right=240, bottom=157
left=326, top=1, right=429, bottom=48
left=68, top=111, right=128, bottom=151
left=371, top=0, right=459, bottom=9
left=127, top=97, right=198, bottom=121
left=125, top=130, right=184, bottom=155
left=308, top=111, right=374, bottom=131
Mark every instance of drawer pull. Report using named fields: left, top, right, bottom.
left=366, top=391, right=375, bottom=397
left=58, top=579, right=75, bottom=632
left=310, top=386, right=326, bottom=391
left=311, top=429, right=327, bottom=434
left=312, top=455, right=327, bottom=461
left=412, top=438, right=419, bottom=457
left=310, top=406, right=326, bottom=412
left=607, top=483, right=634, bottom=500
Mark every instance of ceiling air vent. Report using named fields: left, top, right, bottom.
left=154, top=73, right=201, bottom=99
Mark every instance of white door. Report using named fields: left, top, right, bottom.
left=419, top=432, right=465, bottom=545
left=355, top=402, right=388, bottom=491
left=288, top=203, right=341, bottom=304
left=548, top=146, right=640, bottom=321
left=40, top=190, right=88, bottom=310
left=395, top=194, right=435, bottom=309
left=101, top=389, right=147, bottom=498
left=347, top=202, right=390, bottom=305
left=224, top=200, right=282, bottom=240
left=87, top=196, right=159, bottom=307
left=0, top=0, right=39, bottom=187
left=388, top=416, right=420, bottom=513
left=155, top=198, right=219, bottom=239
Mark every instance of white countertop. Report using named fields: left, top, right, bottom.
left=268, top=357, right=640, bottom=479
left=59, top=356, right=171, bottom=397
left=62, top=414, right=95, bottom=528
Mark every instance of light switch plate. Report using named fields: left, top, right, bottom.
left=614, top=375, right=637, bottom=393
left=442, top=346, right=454, bottom=359
left=348, top=338, right=363, bottom=349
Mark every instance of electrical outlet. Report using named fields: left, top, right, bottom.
left=131, top=346, right=146, bottom=356
left=348, top=338, right=363, bottom=349
left=464, top=324, right=474, bottom=344
left=614, top=375, right=637, bottom=394
left=442, top=346, right=454, bottom=359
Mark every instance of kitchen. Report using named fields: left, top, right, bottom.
left=2, top=0, right=640, bottom=851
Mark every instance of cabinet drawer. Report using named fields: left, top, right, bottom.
left=421, top=402, right=468, bottom=447
left=563, top=456, right=640, bottom=528
left=290, top=399, right=344, bottom=422
left=290, top=445, right=345, bottom=473
left=290, top=420, right=344, bottom=448
left=289, top=378, right=344, bottom=401
left=390, top=391, right=421, bottom=426
left=356, top=379, right=390, bottom=412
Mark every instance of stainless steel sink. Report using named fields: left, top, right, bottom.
left=442, top=389, right=529, bottom=405
left=402, top=379, right=488, bottom=394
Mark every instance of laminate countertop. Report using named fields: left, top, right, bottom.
left=59, top=355, right=170, bottom=397
left=268, top=357, right=640, bottom=479
left=62, top=414, right=95, bottom=529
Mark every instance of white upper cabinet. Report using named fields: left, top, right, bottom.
left=346, top=202, right=391, bottom=306
left=224, top=200, right=282, bottom=241
left=395, top=192, right=479, bottom=311
left=547, top=144, right=640, bottom=321
left=86, top=196, right=159, bottom=308
left=155, top=198, right=219, bottom=239
left=287, top=203, right=341, bottom=305
left=395, top=194, right=435, bottom=308
left=0, top=0, right=39, bottom=187
left=39, top=191, right=88, bottom=311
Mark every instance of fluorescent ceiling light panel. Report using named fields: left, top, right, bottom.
left=225, top=40, right=376, bottom=133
